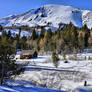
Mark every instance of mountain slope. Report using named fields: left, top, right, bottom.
left=0, top=15, right=17, bottom=26
left=0, top=4, right=92, bottom=28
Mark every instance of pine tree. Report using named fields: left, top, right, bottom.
left=61, top=22, right=78, bottom=52
left=82, top=24, right=90, bottom=47
left=31, top=29, right=38, bottom=40
left=7, top=30, right=11, bottom=37
left=0, top=37, right=24, bottom=85
left=14, top=34, right=20, bottom=49
left=19, top=36, right=27, bottom=49
left=78, top=33, right=84, bottom=50
left=43, top=29, right=52, bottom=51
left=57, top=30, right=61, bottom=39
left=39, top=27, right=45, bottom=39
left=0, top=25, right=3, bottom=32
left=2, top=31, right=7, bottom=38
left=52, top=52, right=59, bottom=68
left=19, top=28, right=21, bottom=38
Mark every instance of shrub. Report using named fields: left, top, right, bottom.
left=52, top=52, right=59, bottom=68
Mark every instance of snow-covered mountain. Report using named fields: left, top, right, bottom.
left=0, top=15, right=17, bottom=26
left=0, top=4, right=92, bottom=28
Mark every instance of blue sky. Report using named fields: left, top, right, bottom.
left=0, top=0, right=92, bottom=18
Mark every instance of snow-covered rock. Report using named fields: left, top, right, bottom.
left=0, top=4, right=92, bottom=28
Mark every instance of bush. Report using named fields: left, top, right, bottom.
left=52, top=52, right=59, bottom=68
left=88, top=56, right=92, bottom=60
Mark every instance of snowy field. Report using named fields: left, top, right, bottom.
left=2, top=53, right=92, bottom=92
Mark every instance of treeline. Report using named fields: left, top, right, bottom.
left=26, top=23, right=91, bottom=54
left=0, top=23, right=92, bottom=54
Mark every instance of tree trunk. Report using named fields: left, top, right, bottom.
left=0, top=61, right=4, bottom=85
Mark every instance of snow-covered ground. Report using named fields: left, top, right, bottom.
left=1, top=52, right=92, bottom=92
left=0, top=85, right=65, bottom=92
left=11, top=53, right=92, bottom=92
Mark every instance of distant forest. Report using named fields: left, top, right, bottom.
left=0, top=23, right=92, bottom=54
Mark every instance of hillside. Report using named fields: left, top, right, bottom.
left=0, top=4, right=92, bottom=28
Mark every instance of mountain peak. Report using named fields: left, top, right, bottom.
left=0, top=4, right=92, bottom=28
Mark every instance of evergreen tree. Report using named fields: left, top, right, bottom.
left=81, top=24, right=90, bottom=47
left=61, top=22, right=78, bottom=52
left=78, top=33, right=84, bottom=50
left=0, top=37, right=24, bottom=85
left=15, top=34, right=20, bottom=49
left=39, top=27, right=45, bottom=39
left=19, top=28, right=21, bottom=38
left=19, top=36, right=27, bottom=49
left=56, top=30, right=61, bottom=39
left=0, top=25, right=3, bottom=32
left=31, top=30, right=38, bottom=40
left=2, top=31, right=7, bottom=38
left=43, top=29, right=52, bottom=51
left=7, top=30, right=11, bottom=38
left=52, top=52, right=59, bottom=68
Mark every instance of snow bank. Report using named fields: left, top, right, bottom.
left=73, top=87, right=92, bottom=92
left=0, top=85, right=66, bottom=92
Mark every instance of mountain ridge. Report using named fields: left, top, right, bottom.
left=0, top=4, right=92, bottom=28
